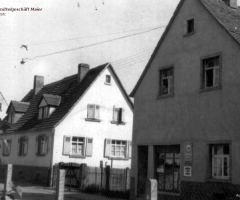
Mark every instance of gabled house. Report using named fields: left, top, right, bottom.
left=130, top=0, right=240, bottom=199
left=0, top=63, right=133, bottom=185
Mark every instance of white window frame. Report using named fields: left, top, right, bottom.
left=87, top=104, right=100, bottom=119
left=159, top=67, right=174, bottom=96
left=202, top=55, right=221, bottom=89
left=19, top=137, right=28, bottom=156
left=111, top=140, right=127, bottom=158
left=211, top=144, right=229, bottom=179
left=3, top=139, right=11, bottom=156
left=71, top=137, right=85, bottom=156
left=36, top=135, right=48, bottom=155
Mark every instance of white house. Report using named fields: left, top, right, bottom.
left=0, top=63, right=133, bottom=185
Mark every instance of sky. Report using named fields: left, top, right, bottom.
left=0, top=0, right=179, bottom=118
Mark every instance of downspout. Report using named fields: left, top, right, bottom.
left=49, top=128, right=55, bottom=187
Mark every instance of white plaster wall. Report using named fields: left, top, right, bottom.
left=0, top=130, right=52, bottom=167
left=53, top=67, right=133, bottom=169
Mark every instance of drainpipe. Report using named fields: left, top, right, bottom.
left=49, top=128, right=55, bottom=187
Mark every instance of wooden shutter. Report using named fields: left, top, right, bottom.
left=26, top=137, right=29, bottom=155
left=113, top=107, right=118, bottom=122
left=17, top=138, right=20, bottom=155
left=105, top=139, right=112, bottom=157
left=44, top=135, right=49, bottom=155
left=8, top=140, right=11, bottom=155
left=87, top=104, right=94, bottom=118
left=35, top=136, right=39, bottom=155
left=95, top=105, right=100, bottom=119
left=184, top=20, right=187, bottom=35
left=128, top=141, right=132, bottom=158
left=63, top=136, right=71, bottom=155
left=122, top=109, right=125, bottom=123
left=86, top=138, right=93, bottom=157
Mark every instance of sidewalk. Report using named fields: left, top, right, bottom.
left=0, top=182, right=127, bottom=200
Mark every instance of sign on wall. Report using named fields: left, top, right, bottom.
left=184, top=143, right=193, bottom=177
left=184, top=166, right=192, bottom=177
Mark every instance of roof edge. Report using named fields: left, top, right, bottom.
left=130, top=0, right=185, bottom=97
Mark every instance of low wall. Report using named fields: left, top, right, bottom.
left=0, top=164, right=49, bottom=186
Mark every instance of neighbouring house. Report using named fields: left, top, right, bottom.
left=0, top=63, right=133, bottom=186
left=130, top=0, right=240, bottom=199
left=0, top=92, right=9, bottom=132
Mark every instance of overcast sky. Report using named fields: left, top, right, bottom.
left=0, top=0, right=179, bottom=118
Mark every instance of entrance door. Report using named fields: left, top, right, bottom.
left=137, top=146, right=148, bottom=197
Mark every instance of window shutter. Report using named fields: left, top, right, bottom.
left=122, top=108, right=125, bottom=123
left=63, top=136, right=71, bottom=155
left=105, top=139, right=112, bottom=157
left=95, top=105, right=100, bottom=119
left=35, top=136, right=39, bottom=155
left=86, top=138, right=93, bottom=156
left=26, top=137, right=29, bottom=155
left=113, top=107, right=118, bottom=122
left=87, top=104, right=94, bottom=118
left=128, top=141, right=132, bottom=158
left=17, top=138, right=20, bottom=155
left=44, top=135, right=49, bottom=155
left=184, top=20, right=187, bottom=35
left=8, top=140, right=11, bottom=155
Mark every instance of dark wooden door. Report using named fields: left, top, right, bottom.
left=137, top=146, right=148, bottom=197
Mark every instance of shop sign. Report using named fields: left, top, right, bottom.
left=184, top=143, right=192, bottom=165
left=184, top=166, right=192, bottom=177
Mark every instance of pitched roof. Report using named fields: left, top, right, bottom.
left=130, top=0, right=240, bottom=97
left=42, top=94, right=61, bottom=106
left=7, top=101, right=30, bottom=113
left=7, top=63, right=132, bottom=133
left=8, top=64, right=107, bottom=133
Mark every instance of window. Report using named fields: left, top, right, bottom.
left=210, top=144, right=229, bottom=179
left=105, top=139, right=132, bottom=159
left=63, top=136, right=93, bottom=157
left=8, top=113, right=14, bottom=123
left=87, top=104, right=100, bottom=120
left=18, top=137, right=28, bottom=156
left=2, top=139, right=11, bottom=156
left=112, top=107, right=125, bottom=124
left=159, top=67, right=174, bottom=96
left=186, top=18, right=194, bottom=34
left=38, top=107, right=49, bottom=119
left=155, top=145, right=180, bottom=192
left=0, top=103, right=2, bottom=111
left=201, top=55, right=221, bottom=89
left=36, top=135, right=48, bottom=155
left=105, top=75, right=111, bottom=84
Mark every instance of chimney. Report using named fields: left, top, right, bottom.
left=223, top=0, right=239, bottom=8
left=78, top=63, right=90, bottom=83
left=34, top=75, right=44, bottom=95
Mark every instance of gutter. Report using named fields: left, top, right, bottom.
left=49, top=128, right=55, bottom=187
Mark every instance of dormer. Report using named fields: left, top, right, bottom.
left=38, top=94, right=61, bottom=120
left=6, top=101, right=30, bottom=124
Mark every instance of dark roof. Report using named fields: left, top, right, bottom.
left=42, top=94, right=61, bottom=106
left=7, top=63, right=132, bottom=133
left=7, top=101, right=30, bottom=113
left=130, top=0, right=240, bottom=97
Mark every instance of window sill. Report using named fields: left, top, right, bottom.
left=110, top=121, right=126, bottom=125
left=2, top=154, right=10, bottom=157
left=85, top=118, right=101, bottom=122
left=206, top=178, right=231, bottom=183
left=69, top=155, right=86, bottom=158
left=157, top=93, right=174, bottom=100
left=18, top=154, right=27, bottom=157
left=36, top=154, right=46, bottom=157
left=200, top=85, right=222, bottom=93
left=104, top=82, right=111, bottom=86
left=108, top=157, right=129, bottom=161
left=183, top=31, right=195, bottom=37
left=158, top=191, right=180, bottom=196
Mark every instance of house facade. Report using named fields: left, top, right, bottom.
left=130, top=0, right=240, bottom=199
left=0, top=63, right=133, bottom=185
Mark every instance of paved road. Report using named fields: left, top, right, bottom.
left=0, top=182, right=127, bottom=200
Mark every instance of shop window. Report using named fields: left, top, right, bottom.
left=201, top=55, right=221, bottom=89
left=210, top=144, right=229, bottom=179
left=159, top=67, right=174, bottom=96
left=155, top=145, right=180, bottom=193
